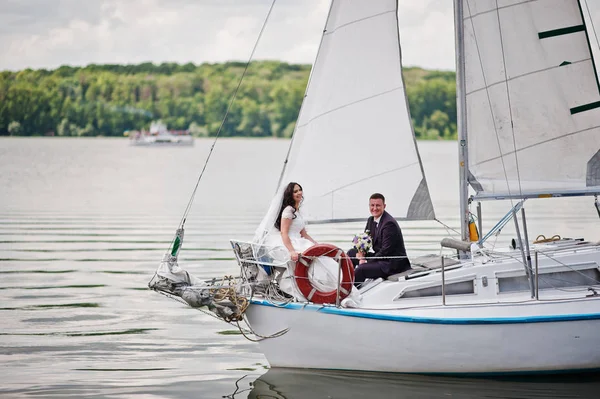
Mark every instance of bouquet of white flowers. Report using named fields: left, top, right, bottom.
left=352, top=231, right=372, bottom=253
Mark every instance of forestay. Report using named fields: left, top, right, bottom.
left=463, top=0, right=600, bottom=199
left=275, top=0, right=435, bottom=223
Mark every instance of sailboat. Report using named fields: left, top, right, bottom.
left=150, top=0, right=600, bottom=374
left=129, top=121, right=194, bottom=146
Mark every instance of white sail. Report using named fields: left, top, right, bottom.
left=271, top=0, right=434, bottom=223
left=463, top=0, right=600, bottom=199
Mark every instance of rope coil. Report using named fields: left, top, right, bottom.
left=533, top=234, right=561, bottom=244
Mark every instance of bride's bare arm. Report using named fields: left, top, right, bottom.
left=300, top=228, right=317, bottom=244
left=280, top=218, right=298, bottom=261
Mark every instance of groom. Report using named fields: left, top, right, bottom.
left=347, top=193, right=411, bottom=286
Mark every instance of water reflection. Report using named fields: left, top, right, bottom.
left=248, top=368, right=600, bottom=399
left=0, top=327, right=157, bottom=337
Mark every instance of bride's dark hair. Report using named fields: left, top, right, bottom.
left=275, top=182, right=302, bottom=230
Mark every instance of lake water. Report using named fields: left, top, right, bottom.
left=1, top=137, right=599, bottom=398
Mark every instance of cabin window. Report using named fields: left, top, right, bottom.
left=396, top=280, right=475, bottom=299
left=498, top=267, right=600, bottom=293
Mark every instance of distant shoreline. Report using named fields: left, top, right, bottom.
left=1, top=61, right=456, bottom=140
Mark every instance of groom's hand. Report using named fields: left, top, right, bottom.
left=357, top=251, right=367, bottom=265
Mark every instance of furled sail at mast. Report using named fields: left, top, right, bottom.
left=462, top=0, right=600, bottom=200
left=268, top=0, right=435, bottom=224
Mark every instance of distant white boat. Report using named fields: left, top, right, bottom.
left=129, top=121, right=194, bottom=146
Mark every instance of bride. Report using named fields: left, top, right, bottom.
left=258, top=182, right=341, bottom=300
left=271, top=182, right=317, bottom=261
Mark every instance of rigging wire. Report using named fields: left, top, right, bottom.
left=464, top=0, right=516, bottom=208
left=274, top=0, right=335, bottom=192
left=176, top=0, right=277, bottom=230
left=494, top=0, right=524, bottom=200
left=464, top=0, right=530, bottom=262
left=434, top=218, right=461, bottom=236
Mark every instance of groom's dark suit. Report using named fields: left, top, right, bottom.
left=348, top=210, right=410, bottom=284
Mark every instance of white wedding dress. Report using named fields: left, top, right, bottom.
left=263, top=206, right=313, bottom=251
left=261, top=206, right=340, bottom=301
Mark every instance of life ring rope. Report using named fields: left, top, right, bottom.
left=295, top=243, right=354, bottom=304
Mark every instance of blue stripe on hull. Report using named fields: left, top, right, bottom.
left=250, top=299, right=600, bottom=325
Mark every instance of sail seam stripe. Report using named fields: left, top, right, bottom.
left=538, top=25, right=585, bottom=39
left=464, top=59, right=590, bottom=96
left=296, top=86, right=404, bottom=128
left=473, top=125, right=600, bottom=167
left=323, top=9, right=395, bottom=36
left=318, top=162, right=420, bottom=197
left=463, top=0, right=537, bottom=20
left=570, top=100, right=600, bottom=114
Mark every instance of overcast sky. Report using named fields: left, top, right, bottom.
left=1, top=0, right=599, bottom=72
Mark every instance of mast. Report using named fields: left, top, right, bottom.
left=454, top=0, right=470, bottom=247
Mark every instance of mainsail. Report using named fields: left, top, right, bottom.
left=272, top=0, right=435, bottom=223
left=462, top=0, right=600, bottom=199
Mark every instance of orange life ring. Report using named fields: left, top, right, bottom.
left=295, top=244, right=355, bottom=304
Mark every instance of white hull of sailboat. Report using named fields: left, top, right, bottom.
left=246, top=297, right=600, bottom=374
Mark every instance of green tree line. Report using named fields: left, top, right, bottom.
left=0, top=61, right=456, bottom=139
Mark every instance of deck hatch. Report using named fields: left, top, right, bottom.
left=498, top=267, right=600, bottom=293
left=398, top=280, right=475, bottom=299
